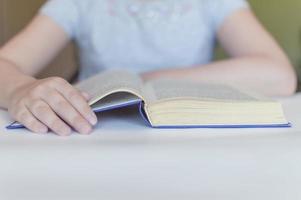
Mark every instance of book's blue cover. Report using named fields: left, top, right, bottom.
left=6, top=100, right=291, bottom=130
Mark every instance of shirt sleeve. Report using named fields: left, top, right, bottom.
left=39, top=0, right=79, bottom=38
left=206, top=0, right=250, bottom=33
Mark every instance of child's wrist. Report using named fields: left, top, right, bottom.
left=6, top=74, right=36, bottom=105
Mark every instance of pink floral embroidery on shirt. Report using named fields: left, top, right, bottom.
left=181, top=3, right=193, bottom=15
left=108, top=0, right=117, bottom=16
left=107, top=0, right=194, bottom=21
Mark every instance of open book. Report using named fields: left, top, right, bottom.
left=7, top=70, right=290, bottom=129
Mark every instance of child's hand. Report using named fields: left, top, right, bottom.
left=7, top=77, right=97, bottom=136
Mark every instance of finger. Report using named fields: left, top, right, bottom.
left=27, top=100, right=72, bottom=136
left=55, top=82, right=97, bottom=125
left=41, top=90, right=92, bottom=135
left=14, top=108, right=48, bottom=134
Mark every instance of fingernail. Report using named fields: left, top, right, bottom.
left=39, top=127, right=48, bottom=134
left=36, top=125, right=48, bottom=134
left=82, top=92, right=90, bottom=100
left=80, top=125, right=92, bottom=135
left=88, top=113, right=98, bottom=125
left=61, top=127, right=72, bottom=136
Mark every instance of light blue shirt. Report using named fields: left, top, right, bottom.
left=41, top=0, right=249, bottom=80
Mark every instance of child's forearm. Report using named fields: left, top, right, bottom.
left=0, top=58, right=35, bottom=109
left=141, top=56, right=297, bottom=96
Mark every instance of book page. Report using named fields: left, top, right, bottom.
left=90, top=92, right=142, bottom=112
left=75, top=70, right=147, bottom=105
left=146, top=79, right=260, bottom=103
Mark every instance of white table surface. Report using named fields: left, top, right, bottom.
left=0, top=94, right=301, bottom=200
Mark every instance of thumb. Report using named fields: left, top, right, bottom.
left=81, top=91, right=91, bottom=101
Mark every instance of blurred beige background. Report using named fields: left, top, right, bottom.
left=0, top=0, right=301, bottom=86
left=0, top=0, right=77, bottom=80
